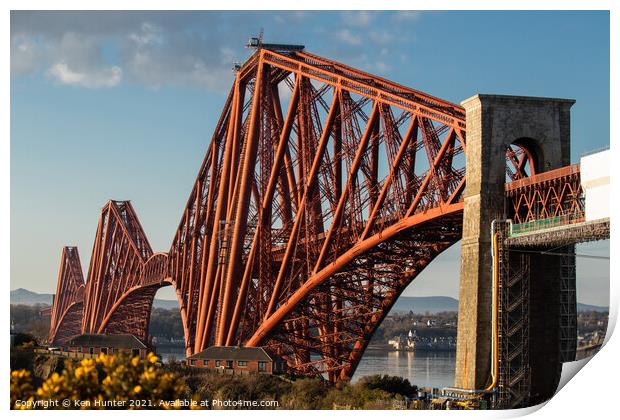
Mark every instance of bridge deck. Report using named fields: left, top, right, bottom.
left=505, top=217, right=609, bottom=248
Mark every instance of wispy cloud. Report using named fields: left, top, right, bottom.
left=373, top=61, right=390, bottom=73
left=10, top=11, right=248, bottom=91
left=10, top=11, right=422, bottom=91
left=129, top=22, right=163, bottom=47
left=11, top=36, right=43, bottom=74
left=335, top=29, right=362, bottom=46
left=342, top=11, right=373, bottom=27
left=43, top=32, right=125, bottom=88
left=369, top=30, right=395, bottom=45
left=394, top=11, right=422, bottom=22
left=47, top=62, right=122, bottom=88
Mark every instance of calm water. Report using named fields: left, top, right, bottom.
left=159, top=346, right=455, bottom=388
left=352, top=350, right=455, bottom=388
left=158, top=347, right=186, bottom=363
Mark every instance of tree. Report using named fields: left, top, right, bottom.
left=359, top=374, right=417, bottom=398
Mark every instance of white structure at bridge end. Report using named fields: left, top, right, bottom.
left=580, top=149, right=610, bottom=222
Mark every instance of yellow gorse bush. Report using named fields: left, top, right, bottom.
left=11, top=369, right=35, bottom=410
left=10, top=352, right=189, bottom=410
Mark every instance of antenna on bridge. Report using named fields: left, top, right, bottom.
left=246, top=28, right=304, bottom=52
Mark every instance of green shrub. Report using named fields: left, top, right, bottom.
left=12, top=332, right=38, bottom=348
left=280, top=378, right=328, bottom=409
left=359, top=374, right=417, bottom=398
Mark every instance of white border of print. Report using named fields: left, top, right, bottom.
left=3, top=1, right=617, bottom=418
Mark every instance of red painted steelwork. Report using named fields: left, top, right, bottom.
left=79, top=201, right=178, bottom=344
left=49, top=48, right=470, bottom=380
left=48, top=47, right=585, bottom=380
left=506, top=143, right=537, bottom=181
left=505, top=164, right=583, bottom=224
left=48, top=247, right=85, bottom=344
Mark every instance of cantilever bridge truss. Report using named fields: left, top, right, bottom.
left=49, top=48, right=474, bottom=381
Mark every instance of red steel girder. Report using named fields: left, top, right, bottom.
left=505, top=164, right=583, bottom=224
left=80, top=201, right=177, bottom=343
left=168, top=48, right=469, bottom=379
left=51, top=48, right=471, bottom=380
left=48, top=247, right=85, bottom=344
left=48, top=47, right=588, bottom=383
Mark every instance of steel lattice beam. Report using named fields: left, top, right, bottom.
left=49, top=48, right=589, bottom=384
left=48, top=48, right=588, bottom=382
left=505, top=164, right=584, bottom=224
left=166, top=49, right=468, bottom=379
left=48, top=247, right=85, bottom=344
left=50, top=48, right=470, bottom=380
left=44, top=47, right=595, bottom=394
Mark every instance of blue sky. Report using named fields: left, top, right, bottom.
left=11, top=10, right=610, bottom=305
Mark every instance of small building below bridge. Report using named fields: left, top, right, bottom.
left=61, top=334, right=152, bottom=359
left=186, top=346, right=287, bottom=375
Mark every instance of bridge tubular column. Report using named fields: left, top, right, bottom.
left=48, top=247, right=85, bottom=344
left=48, top=48, right=473, bottom=380
left=497, top=225, right=531, bottom=409
left=559, top=247, right=577, bottom=362
left=455, top=94, right=575, bottom=403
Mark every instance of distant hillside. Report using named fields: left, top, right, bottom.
left=577, top=302, right=609, bottom=312
left=10, top=288, right=179, bottom=309
left=10, top=289, right=608, bottom=313
left=390, top=296, right=608, bottom=314
left=153, top=299, right=180, bottom=310
left=389, top=296, right=458, bottom=314
left=11, top=288, right=53, bottom=306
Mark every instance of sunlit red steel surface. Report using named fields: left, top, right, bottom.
left=168, top=49, right=467, bottom=382
left=47, top=47, right=584, bottom=382
left=505, top=164, right=583, bottom=224
left=48, top=247, right=85, bottom=343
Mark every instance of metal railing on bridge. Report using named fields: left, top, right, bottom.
left=508, top=212, right=585, bottom=237
left=504, top=164, right=584, bottom=227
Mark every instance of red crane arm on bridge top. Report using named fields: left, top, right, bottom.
left=49, top=47, right=470, bottom=380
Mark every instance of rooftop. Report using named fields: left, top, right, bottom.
left=187, top=346, right=277, bottom=362
left=64, top=334, right=149, bottom=349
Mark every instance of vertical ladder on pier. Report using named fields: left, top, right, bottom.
left=559, top=249, right=577, bottom=362
left=496, top=221, right=531, bottom=409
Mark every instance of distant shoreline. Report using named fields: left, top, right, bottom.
left=154, top=342, right=457, bottom=355
left=10, top=289, right=611, bottom=313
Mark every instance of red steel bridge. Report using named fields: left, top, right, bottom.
left=47, top=46, right=586, bottom=383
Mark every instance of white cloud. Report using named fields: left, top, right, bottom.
left=129, top=22, right=163, bottom=47
left=123, top=39, right=235, bottom=91
left=34, top=32, right=125, bottom=88
left=47, top=62, right=122, bottom=88
left=56, top=32, right=104, bottom=70
left=11, top=36, right=43, bottom=74
left=12, top=14, right=240, bottom=91
left=374, top=61, right=391, bottom=73
left=369, top=30, right=395, bottom=45
left=342, top=11, right=373, bottom=27
left=394, top=11, right=421, bottom=21
left=335, top=29, right=362, bottom=46
left=10, top=11, right=421, bottom=91
left=292, top=11, right=308, bottom=21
